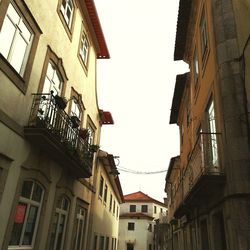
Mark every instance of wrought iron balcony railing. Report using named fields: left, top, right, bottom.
left=24, top=93, right=95, bottom=178
left=173, top=133, right=225, bottom=218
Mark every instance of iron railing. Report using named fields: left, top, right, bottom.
left=27, top=93, right=94, bottom=171
left=173, top=133, right=223, bottom=212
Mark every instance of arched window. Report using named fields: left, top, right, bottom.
left=9, top=180, right=44, bottom=247
left=49, top=196, right=70, bottom=250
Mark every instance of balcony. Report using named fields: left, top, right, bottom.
left=24, top=93, right=95, bottom=178
left=174, top=133, right=226, bottom=218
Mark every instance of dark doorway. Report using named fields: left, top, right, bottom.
left=127, top=243, right=134, bottom=250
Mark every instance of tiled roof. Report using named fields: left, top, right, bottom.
left=123, top=191, right=167, bottom=207
left=119, top=212, right=154, bottom=220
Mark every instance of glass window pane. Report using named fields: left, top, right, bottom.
left=9, top=33, right=27, bottom=73
left=9, top=203, right=27, bottom=246
left=21, top=181, right=33, bottom=199
left=32, top=183, right=43, bottom=202
left=22, top=205, right=38, bottom=245
left=19, top=20, right=32, bottom=41
left=50, top=213, right=59, bottom=250
left=0, top=18, right=16, bottom=58
left=47, top=62, right=54, bottom=80
left=56, top=214, right=66, bottom=249
left=7, top=4, right=20, bottom=24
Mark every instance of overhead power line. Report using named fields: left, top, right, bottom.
left=117, top=166, right=167, bottom=175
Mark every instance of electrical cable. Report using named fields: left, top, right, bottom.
left=117, top=166, right=167, bottom=175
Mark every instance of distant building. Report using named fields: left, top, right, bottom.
left=118, top=191, right=168, bottom=250
left=165, top=0, right=250, bottom=249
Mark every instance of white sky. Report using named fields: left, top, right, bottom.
left=95, top=0, right=189, bottom=202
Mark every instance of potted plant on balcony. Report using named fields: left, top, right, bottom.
left=90, top=144, right=99, bottom=153
left=79, top=128, right=89, bottom=139
left=54, top=95, right=67, bottom=110
left=71, top=115, right=81, bottom=128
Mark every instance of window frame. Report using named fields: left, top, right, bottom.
left=49, top=196, right=70, bottom=250
left=129, top=204, right=136, bottom=213
left=8, top=180, right=44, bottom=248
left=128, top=222, right=135, bottom=231
left=99, top=176, right=104, bottom=198
left=0, top=0, right=42, bottom=93
left=73, top=205, right=87, bottom=250
left=78, top=26, right=90, bottom=73
left=38, top=46, right=68, bottom=96
left=57, top=0, right=76, bottom=40
left=141, top=205, right=148, bottom=213
left=199, top=7, right=209, bottom=64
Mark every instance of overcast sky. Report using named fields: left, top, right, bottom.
left=95, top=0, right=189, bottom=202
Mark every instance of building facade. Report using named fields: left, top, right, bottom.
left=165, top=0, right=250, bottom=249
left=118, top=191, right=168, bottom=250
left=0, top=0, right=119, bottom=250
left=88, top=151, right=124, bottom=250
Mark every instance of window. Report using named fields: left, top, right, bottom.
left=49, top=196, right=70, bottom=250
left=87, top=123, right=95, bottom=146
left=128, top=222, right=135, bottom=231
left=149, top=244, right=152, bottom=250
left=93, top=235, right=98, bottom=250
left=193, top=48, right=199, bottom=84
left=127, top=243, right=134, bottom=250
left=148, top=223, right=152, bottom=232
left=0, top=0, right=41, bottom=92
left=99, top=236, right=104, bottom=250
left=42, top=61, right=63, bottom=95
left=154, top=206, right=157, bottom=213
left=9, top=180, right=44, bottom=247
left=105, top=237, right=109, bottom=250
left=113, top=200, right=116, bottom=214
left=0, top=2, right=33, bottom=76
left=160, top=208, right=163, bottom=213
left=70, top=98, right=81, bottom=120
left=212, top=212, right=227, bottom=250
left=200, top=219, right=209, bottom=250
left=104, top=184, right=108, bottom=203
left=99, top=176, right=104, bottom=198
left=74, top=206, right=87, bottom=250
left=129, top=205, right=136, bottom=212
left=109, top=194, right=113, bottom=211
left=205, top=99, right=218, bottom=166
left=141, top=205, right=148, bottom=213
left=200, top=8, right=208, bottom=61
left=116, top=206, right=119, bottom=219
left=60, top=0, right=74, bottom=28
left=79, top=31, right=89, bottom=67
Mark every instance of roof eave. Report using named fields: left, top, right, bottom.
left=82, top=0, right=110, bottom=59
left=169, top=73, right=188, bottom=124
left=174, top=0, right=192, bottom=61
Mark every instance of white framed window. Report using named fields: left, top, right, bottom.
left=200, top=9, right=208, bottom=61
left=99, top=176, right=104, bottom=198
left=207, top=100, right=218, bottom=166
left=60, top=0, right=74, bottom=28
left=79, top=33, right=89, bottom=66
left=70, top=98, right=81, bottom=119
left=9, top=180, right=44, bottom=247
left=0, top=2, right=33, bottom=76
left=109, top=194, right=113, bottom=211
left=193, top=48, right=199, bottom=84
left=104, top=184, right=108, bottom=203
left=42, top=62, right=63, bottom=96
left=87, top=125, right=95, bottom=145
left=49, top=196, right=70, bottom=250
left=74, top=206, right=87, bottom=250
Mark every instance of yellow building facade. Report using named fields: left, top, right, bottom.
left=166, top=0, right=250, bottom=249
left=0, top=0, right=122, bottom=250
